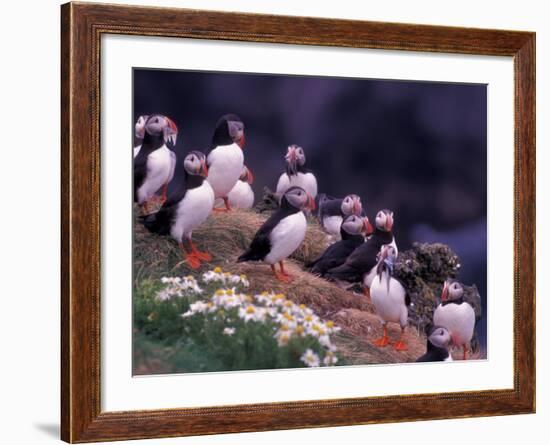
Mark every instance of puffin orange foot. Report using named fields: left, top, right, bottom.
left=393, top=341, right=408, bottom=351
left=185, top=253, right=201, bottom=269
left=212, top=207, right=229, bottom=213
left=272, top=270, right=292, bottom=283
left=373, top=336, right=390, bottom=347
left=194, top=251, right=212, bottom=262
left=363, top=287, right=371, bottom=301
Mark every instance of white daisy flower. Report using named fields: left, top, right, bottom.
left=300, top=349, right=320, bottom=367
left=223, top=327, right=236, bottom=336
left=323, top=351, right=338, bottom=366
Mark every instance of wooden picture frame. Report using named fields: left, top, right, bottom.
left=61, top=2, right=535, bottom=442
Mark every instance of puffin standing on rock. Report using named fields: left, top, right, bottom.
left=207, top=114, right=247, bottom=212
left=134, top=114, right=178, bottom=214
left=276, top=145, right=318, bottom=201
left=308, top=214, right=373, bottom=276
left=140, top=151, right=214, bottom=269
left=433, top=280, right=476, bottom=360
left=416, top=324, right=453, bottom=362
left=238, top=186, right=316, bottom=282
left=324, top=209, right=395, bottom=289
left=318, top=194, right=364, bottom=237
left=214, top=165, right=254, bottom=210
left=370, top=245, right=410, bottom=351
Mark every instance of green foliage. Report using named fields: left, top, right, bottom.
left=133, top=270, right=342, bottom=374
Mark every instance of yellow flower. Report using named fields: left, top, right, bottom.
left=295, top=325, right=305, bottom=336
left=215, top=289, right=225, bottom=296
left=246, top=305, right=255, bottom=314
left=240, top=274, right=248, bottom=280
left=213, top=267, right=223, bottom=274
left=326, top=321, right=335, bottom=329
left=283, top=312, right=295, bottom=322
left=299, top=304, right=306, bottom=310
left=304, top=315, right=313, bottom=322
left=226, top=288, right=234, bottom=296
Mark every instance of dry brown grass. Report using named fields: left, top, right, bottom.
left=134, top=206, right=429, bottom=364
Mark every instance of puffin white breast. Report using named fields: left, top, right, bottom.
left=207, top=143, right=244, bottom=198
left=170, top=181, right=215, bottom=242
left=264, top=212, right=307, bottom=265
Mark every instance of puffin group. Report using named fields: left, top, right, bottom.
left=134, top=112, right=478, bottom=361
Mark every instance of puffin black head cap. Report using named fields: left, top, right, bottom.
left=282, top=186, right=316, bottom=212
left=427, top=325, right=452, bottom=348
left=375, top=209, right=394, bottom=232
left=441, top=280, right=464, bottom=302
left=212, top=114, right=245, bottom=148
left=285, top=144, right=306, bottom=176
left=183, top=150, right=208, bottom=178
left=341, top=194, right=363, bottom=217
left=144, top=114, right=178, bottom=146
left=341, top=214, right=372, bottom=236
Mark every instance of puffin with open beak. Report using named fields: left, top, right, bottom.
left=370, top=245, right=410, bottom=351
left=238, top=186, right=316, bottom=282
left=308, top=215, right=373, bottom=276
left=140, top=151, right=214, bottom=269
left=318, top=194, right=364, bottom=238
left=433, top=280, right=476, bottom=360
left=275, top=144, right=318, bottom=202
left=325, top=209, right=396, bottom=290
left=214, top=165, right=255, bottom=210
left=133, top=114, right=178, bottom=214
left=206, top=114, right=247, bottom=212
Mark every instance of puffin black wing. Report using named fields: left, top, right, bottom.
left=324, top=241, right=379, bottom=282
left=139, top=181, right=188, bottom=235
left=319, top=198, right=343, bottom=220
left=309, top=237, right=364, bottom=276
left=133, top=151, right=148, bottom=202
left=237, top=208, right=291, bottom=262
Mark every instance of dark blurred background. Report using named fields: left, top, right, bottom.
left=133, top=68, right=487, bottom=348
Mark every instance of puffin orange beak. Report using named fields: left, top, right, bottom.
left=306, top=193, right=316, bottom=211
left=363, top=218, right=374, bottom=236
left=166, top=117, right=178, bottom=134
left=285, top=146, right=297, bottom=163
left=246, top=167, right=254, bottom=184
left=200, top=159, right=208, bottom=177
left=237, top=133, right=246, bottom=149
left=441, top=282, right=449, bottom=302
left=353, top=197, right=362, bottom=216
left=385, top=213, right=394, bottom=231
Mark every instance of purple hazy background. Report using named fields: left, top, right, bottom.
left=133, top=68, right=487, bottom=349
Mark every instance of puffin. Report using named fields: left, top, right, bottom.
left=214, top=165, right=254, bottom=210
left=134, top=114, right=178, bottom=213
left=416, top=324, right=453, bottom=362
left=140, top=151, right=214, bottom=269
left=237, top=186, right=316, bottom=282
left=362, top=209, right=398, bottom=289
left=433, top=280, right=476, bottom=360
left=308, top=214, right=373, bottom=276
left=318, top=194, right=364, bottom=237
left=370, top=245, right=410, bottom=351
left=275, top=145, right=318, bottom=201
left=207, top=114, right=246, bottom=212
left=133, top=115, right=148, bottom=157
left=324, top=209, right=395, bottom=290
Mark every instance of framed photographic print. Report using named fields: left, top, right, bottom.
left=61, top=2, right=535, bottom=442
